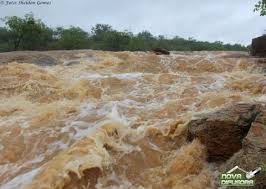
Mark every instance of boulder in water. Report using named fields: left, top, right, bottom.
left=151, top=48, right=170, bottom=55
left=251, top=35, right=266, bottom=57
left=221, top=105, right=266, bottom=189
left=187, top=103, right=261, bottom=162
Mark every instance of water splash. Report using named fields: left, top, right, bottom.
left=0, top=51, right=263, bottom=189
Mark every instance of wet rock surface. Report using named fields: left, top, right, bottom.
left=0, top=50, right=96, bottom=65
left=151, top=48, right=170, bottom=55
left=221, top=105, right=266, bottom=189
left=33, top=55, right=58, bottom=66
left=187, top=103, right=266, bottom=188
left=251, top=35, right=266, bottom=57
left=187, top=103, right=262, bottom=162
left=0, top=51, right=59, bottom=65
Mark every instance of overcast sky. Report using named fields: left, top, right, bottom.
left=0, top=0, right=266, bottom=45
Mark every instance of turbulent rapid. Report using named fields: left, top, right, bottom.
left=0, top=50, right=265, bottom=189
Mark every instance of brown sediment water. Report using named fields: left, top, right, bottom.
left=0, top=51, right=265, bottom=189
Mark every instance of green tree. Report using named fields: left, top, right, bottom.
left=91, top=24, right=113, bottom=39
left=129, top=31, right=156, bottom=50
left=137, top=31, right=154, bottom=41
left=55, top=27, right=89, bottom=50
left=90, top=24, right=131, bottom=50
left=91, top=24, right=113, bottom=49
left=254, top=0, right=266, bottom=16
left=4, top=13, right=53, bottom=50
left=0, top=27, right=10, bottom=52
left=0, top=14, right=248, bottom=52
left=102, top=31, right=131, bottom=51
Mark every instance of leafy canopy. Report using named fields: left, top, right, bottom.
left=3, top=13, right=53, bottom=50
left=254, top=0, right=266, bottom=16
left=55, top=26, right=89, bottom=50
left=0, top=14, right=247, bottom=52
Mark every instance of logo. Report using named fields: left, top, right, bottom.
left=219, top=166, right=262, bottom=187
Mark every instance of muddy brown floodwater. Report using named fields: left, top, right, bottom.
left=0, top=50, right=265, bottom=189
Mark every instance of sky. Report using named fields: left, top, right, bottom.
left=0, top=0, right=266, bottom=45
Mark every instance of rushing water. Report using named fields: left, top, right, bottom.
left=0, top=51, right=265, bottom=189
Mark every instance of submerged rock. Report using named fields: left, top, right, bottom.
left=151, top=48, right=170, bottom=55
left=34, top=55, right=58, bottom=66
left=63, top=60, right=80, bottom=66
left=187, top=103, right=262, bottom=162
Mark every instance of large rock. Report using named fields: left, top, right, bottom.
left=151, top=48, right=170, bottom=55
left=251, top=35, right=266, bottom=57
left=221, top=106, right=266, bottom=189
left=187, top=103, right=262, bottom=162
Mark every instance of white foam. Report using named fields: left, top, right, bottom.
left=46, top=140, right=69, bottom=154
left=210, top=75, right=226, bottom=90
left=0, top=164, right=15, bottom=177
left=1, top=168, right=40, bottom=189
left=78, top=103, right=97, bottom=118
left=196, top=75, right=226, bottom=93
left=0, top=145, right=4, bottom=151
left=79, top=73, right=108, bottom=80
left=112, top=73, right=143, bottom=80
left=78, top=72, right=143, bottom=81
left=107, top=104, right=129, bottom=126
left=254, top=95, right=266, bottom=102
left=69, top=121, right=95, bottom=140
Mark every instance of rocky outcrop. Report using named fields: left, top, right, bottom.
left=187, top=103, right=266, bottom=188
left=251, top=35, right=266, bottom=57
left=221, top=106, right=266, bottom=189
left=151, top=48, right=170, bottom=55
left=187, top=103, right=262, bottom=162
